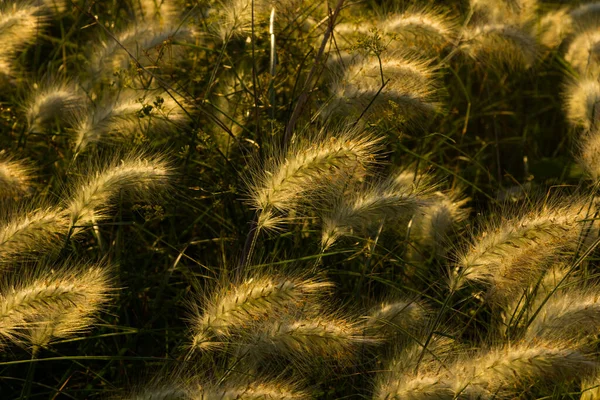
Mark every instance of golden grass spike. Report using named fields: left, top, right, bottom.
left=363, top=298, right=429, bottom=339
left=0, top=260, right=113, bottom=350
left=327, top=52, right=443, bottom=126
left=25, top=79, right=86, bottom=133
left=564, top=78, right=600, bottom=130
left=0, top=157, right=33, bottom=199
left=195, top=380, right=309, bottom=400
left=72, top=88, right=188, bottom=153
left=248, top=127, right=381, bottom=231
left=66, top=153, right=172, bottom=228
left=240, top=315, right=377, bottom=364
left=189, top=275, right=333, bottom=351
left=460, top=23, right=538, bottom=70
left=320, top=173, right=434, bottom=249
left=451, top=198, right=598, bottom=297
left=0, top=1, right=45, bottom=56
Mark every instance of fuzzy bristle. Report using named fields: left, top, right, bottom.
left=564, top=78, right=600, bottom=129
left=328, top=52, right=443, bottom=125
left=189, top=275, right=333, bottom=351
left=25, top=80, right=85, bottom=133
left=66, top=154, right=172, bottom=228
left=0, top=261, right=113, bottom=350
left=71, top=89, right=188, bottom=153
left=248, top=128, right=381, bottom=231
left=451, top=199, right=598, bottom=296
left=320, top=174, right=433, bottom=249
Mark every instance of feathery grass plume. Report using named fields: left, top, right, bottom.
left=564, top=77, right=600, bottom=130
left=239, top=314, right=377, bottom=365
left=71, top=88, right=188, bottom=153
left=579, top=128, right=600, bottom=180
left=565, top=28, right=600, bottom=77
left=0, top=260, right=113, bottom=350
left=66, top=153, right=172, bottom=229
left=0, top=1, right=45, bottom=56
left=194, top=380, right=309, bottom=400
left=25, top=80, right=86, bottom=133
left=362, top=298, right=429, bottom=339
left=248, top=127, right=381, bottom=231
left=118, top=382, right=191, bottom=400
left=500, top=264, right=573, bottom=335
left=470, top=0, right=538, bottom=26
left=0, top=206, right=69, bottom=266
left=320, top=173, right=434, bottom=249
left=450, top=198, right=598, bottom=297
left=449, top=342, right=595, bottom=398
left=524, top=287, right=600, bottom=343
left=374, top=335, right=456, bottom=400
left=189, top=275, right=333, bottom=352
left=536, top=8, right=573, bottom=50
left=459, top=23, right=538, bottom=69
left=327, top=52, right=444, bottom=126
left=88, top=22, right=194, bottom=81
left=0, top=156, right=33, bottom=199
left=379, top=6, right=457, bottom=53
left=409, top=190, right=470, bottom=259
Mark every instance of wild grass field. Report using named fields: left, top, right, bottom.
left=4, top=0, right=600, bottom=398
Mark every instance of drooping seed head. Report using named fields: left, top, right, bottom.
left=248, top=127, right=381, bottom=231
left=328, top=52, right=444, bottom=126
left=189, top=275, right=333, bottom=351
left=0, top=260, right=113, bottom=350
left=451, top=198, right=598, bottom=297
left=564, top=77, right=600, bottom=130
left=66, top=153, right=172, bottom=228
left=25, top=80, right=86, bottom=133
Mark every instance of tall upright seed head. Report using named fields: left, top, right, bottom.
left=189, top=275, right=333, bottom=351
left=579, top=128, right=600, bottom=180
left=451, top=199, right=598, bottom=297
left=248, top=128, right=381, bottom=231
left=0, top=261, right=113, bottom=350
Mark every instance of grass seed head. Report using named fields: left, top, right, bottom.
left=248, top=127, right=381, bottom=231
left=0, top=260, right=113, bottom=350
left=189, top=275, right=333, bottom=352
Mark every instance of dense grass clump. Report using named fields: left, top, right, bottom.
left=4, top=0, right=600, bottom=398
